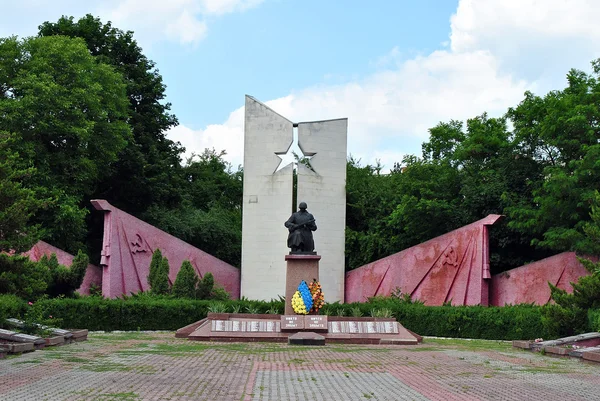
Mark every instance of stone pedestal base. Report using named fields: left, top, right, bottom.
left=284, top=254, right=321, bottom=315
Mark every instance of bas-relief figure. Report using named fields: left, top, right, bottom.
left=285, top=202, right=317, bottom=254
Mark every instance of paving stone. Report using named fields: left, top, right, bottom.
left=1, top=332, right=600, bottom=401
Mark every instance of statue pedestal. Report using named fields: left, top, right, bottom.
left=284, top=254, right=321, bottom=315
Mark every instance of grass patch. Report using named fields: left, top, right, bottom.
left=424, top=338, right=513, bottom=352
left=80, top=361, right=132, bottom=372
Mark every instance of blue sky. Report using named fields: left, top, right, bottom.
left=3, top=0, right=600, bottom=169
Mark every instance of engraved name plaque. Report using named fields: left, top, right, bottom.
left=305, top=316, right=328, bottom=331
left=281, top=315, right=305, bottom=331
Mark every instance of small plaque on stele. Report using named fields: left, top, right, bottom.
left=281, top=315, right=305, bottom=331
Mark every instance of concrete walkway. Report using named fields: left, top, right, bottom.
left=1, top=332, right=599, bottom=401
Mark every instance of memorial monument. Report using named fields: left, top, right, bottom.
left=240, top=96, right=347, bottom=302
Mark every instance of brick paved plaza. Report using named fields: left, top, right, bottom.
left=1, top=332, right=599, bottom=401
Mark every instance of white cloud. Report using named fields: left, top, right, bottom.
left=103, top=0, right=263, bottom=46
left=170, top=0, right=600, bottom=170
left=0, top=0, right=263, bottom=46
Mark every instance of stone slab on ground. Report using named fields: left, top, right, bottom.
left=288, top=331, right=325, bottom=346
left=0, top=342, right=34, bottom=353
left=583, top=349, right=600, bottom=362
left=45, top=336, right=65, bottom=346
left=512, top=340, right=532, bottom=349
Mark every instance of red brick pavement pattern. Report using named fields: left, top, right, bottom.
left=0, top=333, right=599, bottom=401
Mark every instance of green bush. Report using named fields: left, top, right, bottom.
left=172, top=260, right=198, bottom=299
left=589, top=309, right=600, bottom=331
left=28, top=295, right=550, bottom=339
left=0, top=294, right=27, bottom=327
left=196, top=272, right=214, bottom=300
left=0, top=254, right=49, bottom=300
left=147, top=249, right=163, bottom=290
left=42, top=251, right=89, bottom=298
left=151, top=256, right=170, bottom=295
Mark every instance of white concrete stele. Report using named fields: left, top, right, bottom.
left=241, top=96, right=347, bottom=302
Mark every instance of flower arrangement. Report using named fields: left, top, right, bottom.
left=308, top=279, right=325, bottom=313
left=291, top=279, right=325, bottom=315
left=291, top=280, right=313, bottom=314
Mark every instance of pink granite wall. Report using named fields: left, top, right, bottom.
left=490, top=252, right=592, bottom=306
left=23, top=241, right=102, bottom=295
left=345, top=215, right=503, bottom=306
left=91, top=200, right=240, bottom=299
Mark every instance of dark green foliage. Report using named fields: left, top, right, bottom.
left=28, top=295, right=549, bottom=339
left=152, top=257, right=171, bottom=295
left=39, top=15, right=184, bottom=216
left=0, top=34, right=131, bottom=253
left=0, top=133, right=46, bottom=253
left=0, top=254, right=49, bottom=300
left=589, top=309, right=600, bottom=331
left=172, top=260, right=198, bottom=299
left=147, top=249, right=163, bottom=290
left=0, top=294, right=26, bottom=327
left=196, top=272, right=214, bottom=300
left=142, top=149, right=243, bottom=267
left=543, top=191, right=600, bottom=336
left=43, top=251, right=89, bottom=298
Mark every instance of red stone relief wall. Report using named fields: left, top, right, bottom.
left=91, top=200, right=240, bottom=299
left=490, top=252, right=591, bottom=305
left=344, top=215, right=503, bottom=306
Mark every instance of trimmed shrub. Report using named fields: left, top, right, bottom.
left=0, top=254, right=49, bottom=300
left=30, top=295, right=550, bottom=339
left=196, top=272, right=214, bottom=300
left=151, top=256, right=170, bottom=295
left=172, top=260, right=198, bottom=299
left=147, top=249, right=163, bottom=290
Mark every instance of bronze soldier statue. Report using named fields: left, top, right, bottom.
left=285, top=202, right=317, bottom=254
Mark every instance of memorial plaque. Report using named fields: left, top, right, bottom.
left=212, top=320, right=225, bottom=332
left=250, top=321, right=260, bottom=332
left=281, top=315, right=305, bottom=331
left=232, top=321, right=241, bottom=332
left=348, top=321, right=359, bottom=333
left=266, top=321, right=274, bottom=332
left=329, top=322, right=341, bottom=334
left=305, top=316, right=328, bottom=331
left=366, top=322, right=377, bottom=334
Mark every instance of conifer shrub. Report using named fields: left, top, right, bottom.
left=147, top=249, right=163, bottom=289
left=152, top=256, right=171, bottom=295
left=172, top=260, right=198, bottom=299
left=196, top=272, right=214, bottom=300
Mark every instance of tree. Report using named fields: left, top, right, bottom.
left=507, top=61, right=600, bottom=254
left=0, top=35, right=131, bottom=253
left=0, top=133, right=47, bottom=252
left=143, top=149, right=243, bottom=267
left=39, top=15, right=184, bottom=215
left=172, top=260, right=198, bottom=299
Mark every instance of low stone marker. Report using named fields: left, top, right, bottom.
left=288, top=331, right=325, bottom=346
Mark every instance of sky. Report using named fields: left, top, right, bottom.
left=3, top=0, right=600, bottom=170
